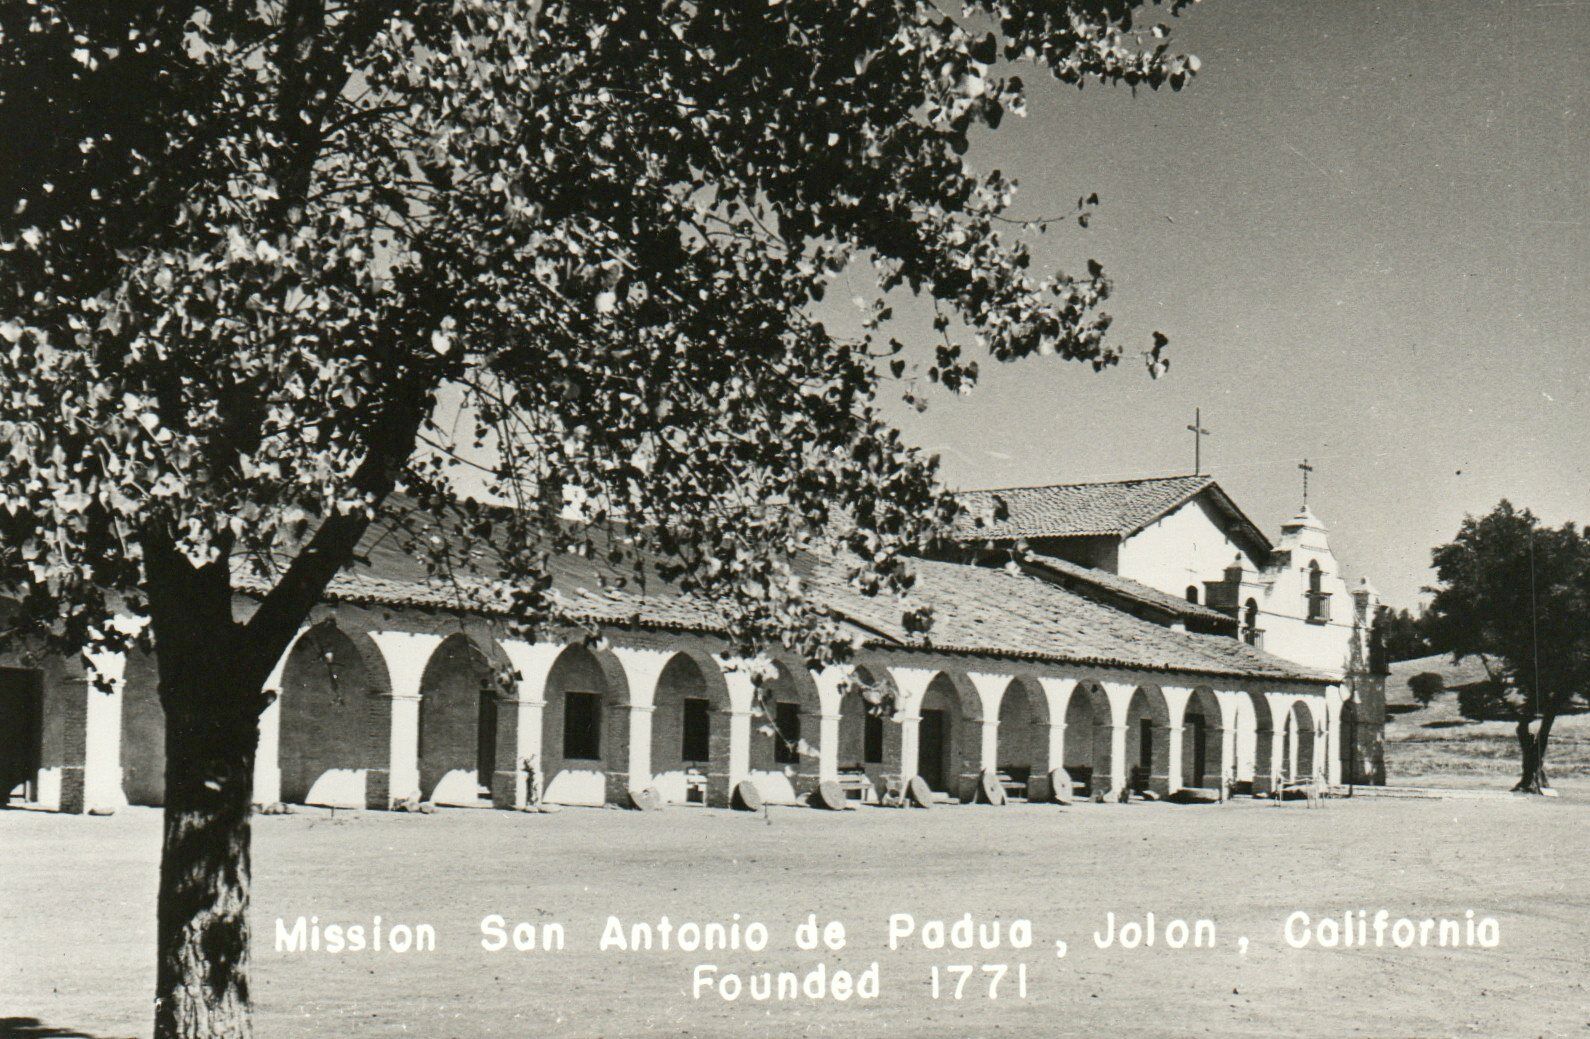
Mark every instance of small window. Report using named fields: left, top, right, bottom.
left=773, top=701, right=802, bottom=764
left=563, top=691, right=602, bottom=760
left=1305, top=561, right=1330, bottom=623
left=1185, top=585, right=1200, bottom=604
left=1243, top=598, right=1262, bottom=646
left=863, top=712, right=884, bottom=764
left=681, top=697, right=711, bottom=763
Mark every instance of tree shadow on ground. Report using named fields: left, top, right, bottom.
left=0, top=1018, right=136, bottom=1039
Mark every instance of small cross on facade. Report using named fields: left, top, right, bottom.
left=1299, top=458, right=1314, bottom=506
left=1187, top=408, right=1212, bottom=476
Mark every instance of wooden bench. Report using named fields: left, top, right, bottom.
left=995, top=766, right=1030, bottom=800
left=835, top=769, right=876, bottom=804
left=1277, top=776, right=1323, bottom=807
left=683, top=768, right=709, bottom=805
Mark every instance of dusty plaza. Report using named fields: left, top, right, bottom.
left=4, top=787, right=1588, bottom=1039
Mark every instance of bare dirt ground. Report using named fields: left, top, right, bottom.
left=3, top=792, right=1587, bottom=1039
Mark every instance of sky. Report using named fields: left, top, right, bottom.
left=828, top=0, right=1588, bottom=609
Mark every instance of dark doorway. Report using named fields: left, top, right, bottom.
left=1188, top=712, right=1207, bottom=786
left=475, top=685, right=498, bottom=790
left=863, top=713, right=884, bottom=764
left=1138, top=717, right=1154, bottom=770
left=919, top=709, right=949, bottom=792
left=0, top=668, right=43, bottom=805
left=773, top=701, right=802, bottom=765
left=563, top=691, right=602, bottom=760
left=681, top=697, right=711, bottom=763
left=1340, top=699, right=1358, bottom=783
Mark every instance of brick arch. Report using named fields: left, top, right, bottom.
left=1125, top=684, right=1172, bottom=795
left=649, top=650, right=733, bottom=805
left=1285, top=697, right=1319, bottom=782
left=838, top=665, right=899, bottom=797
left=1061, top=680, right=1114, bottom=795
left=1245, top=690, right=1279, bottom=793
left=918, top=670, right=981, bottom=799
left=994, top=675, right=1049, bottom=799
left=0, top=600, right=79, bottom=810
left=278, top=621, right=390, bottom=808
left=748, top=658, right=823, bottom=803
left=417, top=632, right=512, bottom=805
left=1179, top=686, right=1226, bottom=789
left=541, top=642, right=631, bottom=806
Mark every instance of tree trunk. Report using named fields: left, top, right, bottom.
left=1513, top=713, right=1555, bottom=794
left=154, top=668, right=261, bottom=1039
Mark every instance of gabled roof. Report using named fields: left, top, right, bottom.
left=953, top=474, right=1273, bottom=555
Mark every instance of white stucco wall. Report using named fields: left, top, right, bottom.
left=1117, top=496, right=1357, bottom=680
left=1249, top=511, right=1355, bottom=677
left=1115, top=495, right=1264, bottom=602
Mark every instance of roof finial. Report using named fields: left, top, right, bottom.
left=1298, top=458, right=1314, bottom=508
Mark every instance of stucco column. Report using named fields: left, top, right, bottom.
left=1162, top=722, right=1183, bottom=796
left=816, top=713, right=841, bottom=783
left=812, top=667, right=852, bottom=784
left=1313, top=716, right=1328, bottom=783
left=979, top=719, right=1000, bottom=776
left=1103, top=722, right=1128, bottom=795
left=252, top=627, right=307, bottom=808
left=82, top=651, right=127, bottom=814
left=887, top=666, right=938, bottom=786
left=366, top=631, right=444, bottom=809
left=385, top=695, right=422, bottom=807
left=897, top=714, right=921, bottom=783
left=967, top=670, right=1010, bottom=778
left=494, top=639, right=564, bottom=808
left=610, top=646, right=675, bottom=806
left=712, top=663, right=758, bottom=807
left=1160, top=686, right=1193, bottom=796
left=1214, top=690, right=1247, bottom=788
left=718, top=709, right=751, bottom=805
left=624, top=705, right=655, bottom=800
left=1324, top=686, right=1344, bottom=786
left=254, top=697, right=281, bottom=805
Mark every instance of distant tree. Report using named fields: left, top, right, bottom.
left=1375, top=604, right=1437, bottom=663
left=1423, top=501, right=1590, bottom=794
left=0, top=3, right=1201, bottom=1037
left=1406, top=670, right=1444, bottom=705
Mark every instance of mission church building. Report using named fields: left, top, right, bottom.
left=0, top=474, right=1386, bottom=817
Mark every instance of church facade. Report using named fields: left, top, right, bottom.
left=953, top=475, right=1387, bottom=785
left=0, top=475, right=1386, bottom=816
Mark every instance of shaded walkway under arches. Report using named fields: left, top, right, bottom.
left=417, top=634, right=509, bottom=805
left=1062, top=681, right=1114, bottom=796
left=278, top=623, right=388, bottom=808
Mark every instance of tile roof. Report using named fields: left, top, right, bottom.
left=1020, top=554, right=1234, bottom=625
left=954, top=475, right=1218, bottom=540
left=809, top=557, right=1331, bottom=684
left=233, top=509, right=1330, bottom=686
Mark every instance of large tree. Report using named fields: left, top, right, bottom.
left=0, top=3, right=1200, bottom=1036
left=1423, top=501, right=1590, bottom=794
